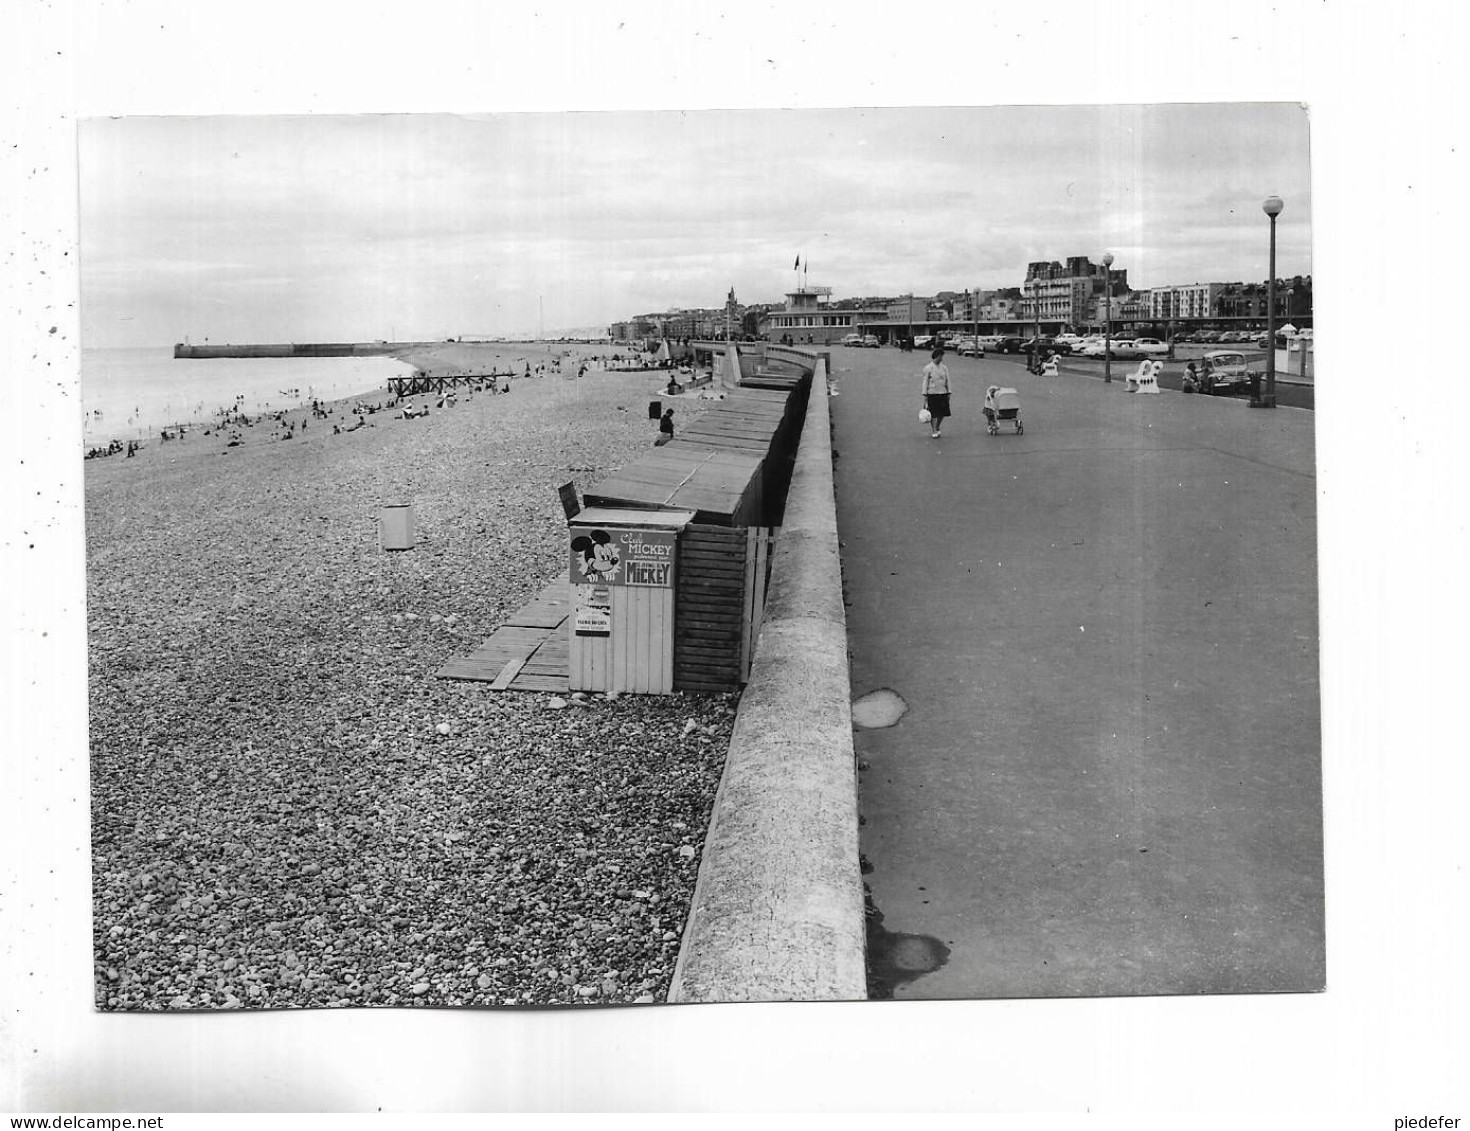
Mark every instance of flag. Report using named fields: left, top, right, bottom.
left=794, top=254, right=800, bottom=270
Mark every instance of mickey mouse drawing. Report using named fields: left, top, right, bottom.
left=571, top=528, right=621, bottom=582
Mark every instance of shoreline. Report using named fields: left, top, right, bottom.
left=82, top=341, right=646, bottom=457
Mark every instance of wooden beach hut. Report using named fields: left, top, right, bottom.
left=574, top=374, right=809, bottom=691
left=567, top=506, right=695, bottom=695
left=583, top=445, right=765, bottom=528
left=439, top=360, right=816, bottom=695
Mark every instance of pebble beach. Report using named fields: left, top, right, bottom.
left=86, top=344, right=737, bottom=1010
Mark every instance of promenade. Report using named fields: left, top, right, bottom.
left=831, top=348, right=1323, bottom=999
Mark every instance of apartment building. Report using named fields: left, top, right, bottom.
left=1022, top=256, right=1129, bottom=327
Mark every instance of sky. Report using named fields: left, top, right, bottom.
left=79, top=103, right=1312, bottom=347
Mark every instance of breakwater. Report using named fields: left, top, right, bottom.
left=174, top=341, right=444, bottom=359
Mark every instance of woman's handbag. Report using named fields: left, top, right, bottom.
left=918, top=407, right=932, bottom=423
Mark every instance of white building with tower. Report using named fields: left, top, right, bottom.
left=764, top=284, right=858, bottom=345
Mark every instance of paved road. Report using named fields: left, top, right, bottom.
left=829, top=346, right=1323, bottom=999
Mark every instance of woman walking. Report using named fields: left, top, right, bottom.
left=920, top=346, right=952, bottom=439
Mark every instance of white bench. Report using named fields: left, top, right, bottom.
left=1126, top=361, right=1161, bottom=394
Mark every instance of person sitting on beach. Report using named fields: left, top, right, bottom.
left=656, top=408, right=675, bottom=445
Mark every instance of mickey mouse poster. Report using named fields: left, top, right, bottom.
left=570, top=528, right=621, bottom=583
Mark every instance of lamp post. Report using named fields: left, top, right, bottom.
left=1257, top=195, right=1284, bottom=408
left=1030, top=277, right=1042, bottom=373
left=1102, top=252, right=1114, bottom=384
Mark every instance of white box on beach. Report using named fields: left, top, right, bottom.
left=380, top=504, right=415, bottom=551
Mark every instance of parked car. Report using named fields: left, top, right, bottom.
left=860, top=334, right=880, bottom=348
left=840, top=332, right=863, bottom=347
left=1093, top=338, right=1145, bottom=359
left=913, top=334, right=935, bottom=350
left=1022, top=336, right=1072, bottom=355
left=1200, top=349, right=1254, bottom=395
left=1132, top=337, right=1170, bottom=356
left=1053, top=333, right=1087, bottom=351
left=949, top=335, right=986, bottom=357
left=1098, top=340, right=1134, bottom=357
left=992, top=336, right=1029, bottom=354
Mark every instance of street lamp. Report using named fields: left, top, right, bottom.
left=1256, top=195, right=1284, bottom=408
left=1102, top=252, right=1114, bottom=384
left=1031, top=277, right=1042, bottom=372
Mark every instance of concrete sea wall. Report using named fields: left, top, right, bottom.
left=667, top=355, right=867, bottom=1003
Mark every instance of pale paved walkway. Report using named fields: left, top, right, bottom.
left=830, top=348, right=1323, bottom=999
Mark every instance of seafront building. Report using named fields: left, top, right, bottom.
left=1215, top=276, right=1313, bottom=321
left=884, top=297, right=929, bottom=335
left=1144, top=282, right=1224, bottom=321
left=607, top=258, right=1311, bottom=345
left=764, top=285, right=862, bottom=345
left=1021, top=257, right=1128, bottom=329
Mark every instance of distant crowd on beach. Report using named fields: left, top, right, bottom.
left=85, top=438, right=143, bottom=460
left=83, top=345, right=638, bottom=463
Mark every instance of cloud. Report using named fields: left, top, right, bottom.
left=80, top=105, right=1313, bottom=346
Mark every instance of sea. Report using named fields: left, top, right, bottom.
left=79, top=347, right=419, bottom=448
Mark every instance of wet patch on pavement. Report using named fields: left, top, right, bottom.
left=864, top=888, right=952, bottom=999
left=852, top=687, right=908, bottom=729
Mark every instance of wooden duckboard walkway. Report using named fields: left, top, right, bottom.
left=435, top=573, right=571, bottom=692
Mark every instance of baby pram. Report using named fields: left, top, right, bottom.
left=984, top=387, right=1023, bottom=435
